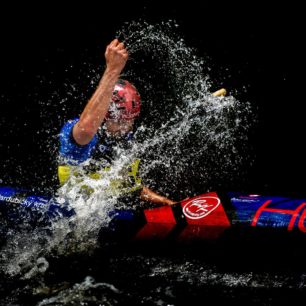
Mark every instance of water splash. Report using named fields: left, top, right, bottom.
left=117, top=20, right=254, bottom=196
left=37, top=276, right=121, bottom=306
left=0, top=20, right=254, bottom=283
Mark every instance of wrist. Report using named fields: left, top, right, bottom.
left=104, top=66, right=122, bottom=78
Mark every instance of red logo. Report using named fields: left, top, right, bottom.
left=182, top=196, right=221, bottom=220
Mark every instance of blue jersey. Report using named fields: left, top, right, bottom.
left=58, top=118, right=142, bottom=195
left=59, top=118, right=98, bottom=165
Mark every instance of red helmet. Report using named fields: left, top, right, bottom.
left=105, top=79, right=141, bottom=120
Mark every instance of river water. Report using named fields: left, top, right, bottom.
left=1, top=21, right=305, bottom=305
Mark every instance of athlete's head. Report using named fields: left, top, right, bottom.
left=105, top=79, right=141, bottom=137
left=106, top=79, right=141, bottom=121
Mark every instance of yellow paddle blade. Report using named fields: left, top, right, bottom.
left=212, top=88, right=227, bottom=97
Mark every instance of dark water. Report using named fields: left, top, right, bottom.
left=1, top=3, right=305, bottom=305
left=1, top=239, right=306, bottom=305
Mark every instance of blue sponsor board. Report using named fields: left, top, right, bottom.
left=2, top=186, right=306, bottom=238
left=228, top=193, right=306, bottom=232
left=0, top=186, right=73, bottom=227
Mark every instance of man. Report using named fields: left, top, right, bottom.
left=58, top=39, right=175, bottom=206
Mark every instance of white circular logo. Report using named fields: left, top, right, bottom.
left=182, top=196, right=221, bottom=220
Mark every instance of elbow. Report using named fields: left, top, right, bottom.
left=73, top=120, right=97, bottom=145
left=81, top=125, right=97, bottom=140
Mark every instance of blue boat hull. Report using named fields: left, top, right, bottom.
left=1, top=186, right=306, bottom=243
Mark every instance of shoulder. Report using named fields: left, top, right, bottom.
left=59, top=118, right=83, bottom=142
left=60, top=118, right=79, bottom=134
left=58, top=118, right=98, bottom=164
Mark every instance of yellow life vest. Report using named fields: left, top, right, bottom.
left=58, top=159, right=142, bottom=196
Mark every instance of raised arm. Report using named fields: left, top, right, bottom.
left=73, top=39, right=128, bottom=145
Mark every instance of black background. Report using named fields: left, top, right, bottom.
left=0, top=1, right=305, bottom=195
